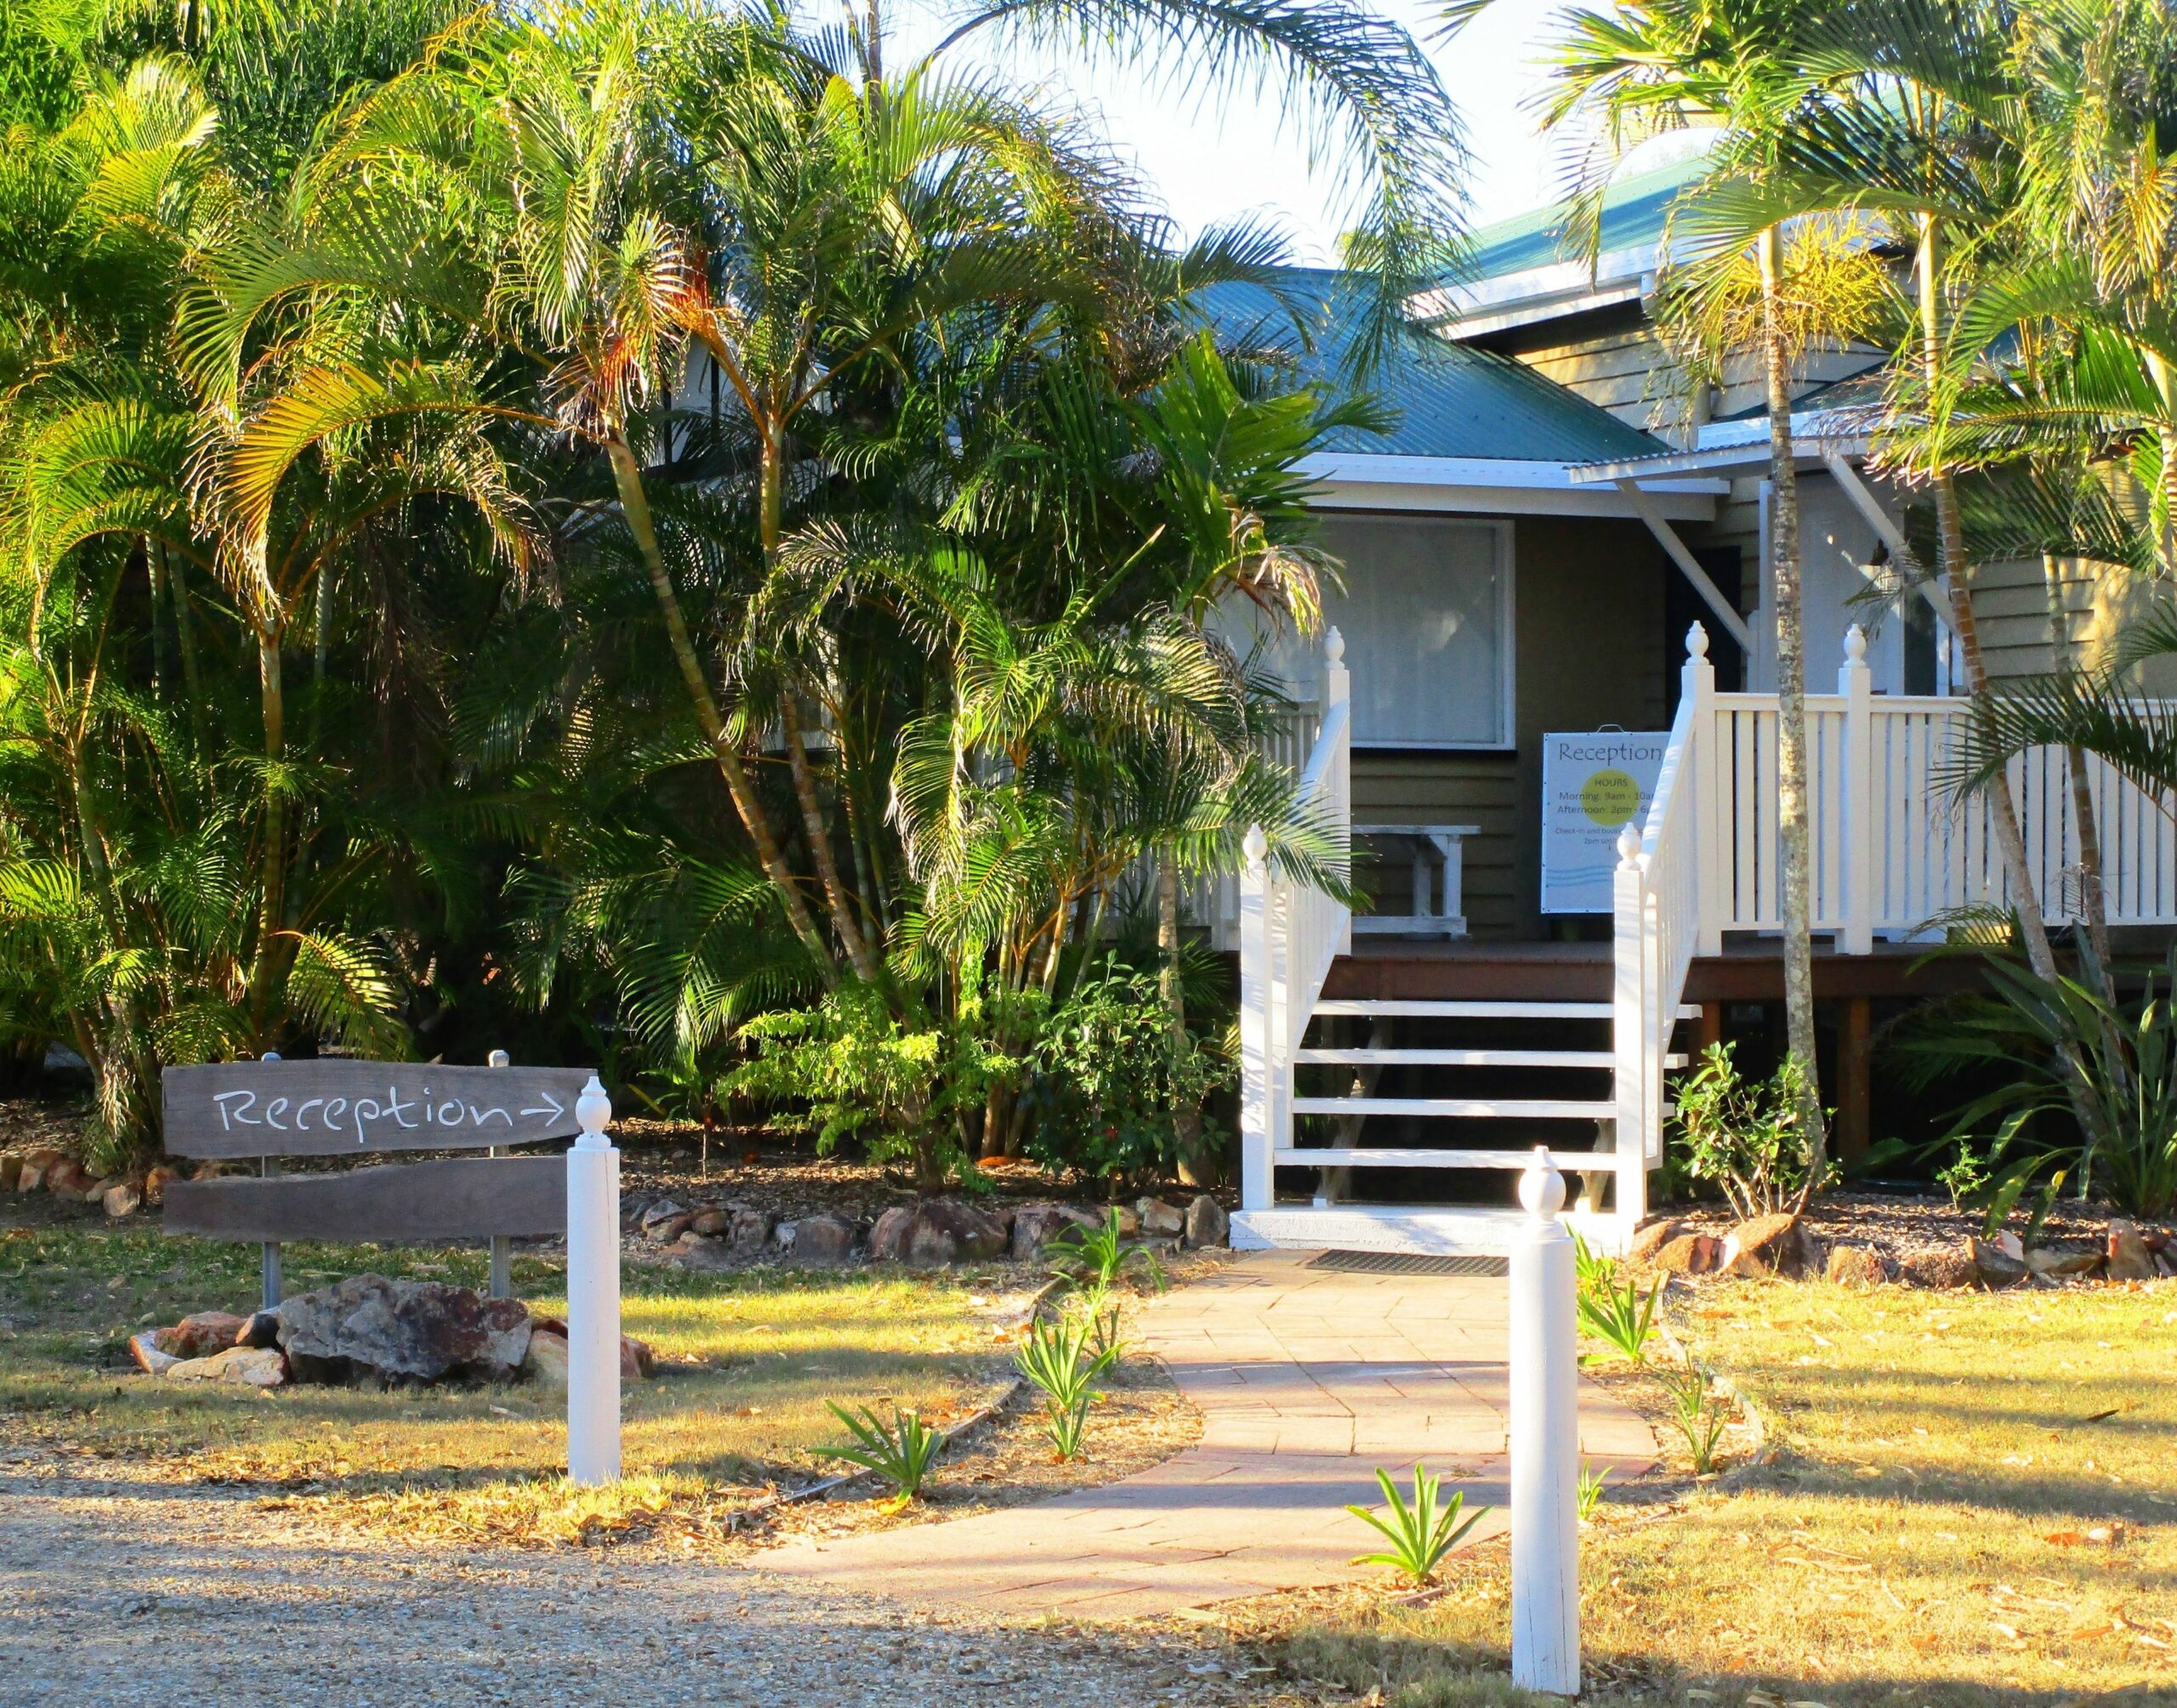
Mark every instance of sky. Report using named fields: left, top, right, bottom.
left=901, top=0, right=1574, bottom=264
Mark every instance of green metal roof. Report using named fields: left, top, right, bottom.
left=1464, top=154, right=1709, bottom=284
left=1195, top=268, right=1667, bottom=463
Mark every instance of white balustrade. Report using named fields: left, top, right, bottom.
left=1238, top=628, right=1353, bottom=1211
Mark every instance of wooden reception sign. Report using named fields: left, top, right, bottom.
left=163, top=1155, right=567, bottom=1244
left=162, top=1061, right=594, bottom=1160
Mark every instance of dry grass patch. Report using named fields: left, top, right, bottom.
left=1259, top=1278, right=2177, bottom=1708
left=0, top=1223, right=1026, bottom=1546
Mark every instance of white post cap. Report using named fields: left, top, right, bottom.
left=1518, top=1144, right=1566, bottom=1220
left=575, top=1075, right=612, bottom=1148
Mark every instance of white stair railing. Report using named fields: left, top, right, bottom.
left=1612, top=624, right=1714, bottom=1232
left=1239, top=628, right=1352, bottom=1211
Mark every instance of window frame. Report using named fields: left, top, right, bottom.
left=1326, top=513, right=1519, bottom=753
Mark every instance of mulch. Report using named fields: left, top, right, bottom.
left=1668, top=1187, right=2169, bottom=1269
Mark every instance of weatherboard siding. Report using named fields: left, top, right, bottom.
left=1348, top=515, right=1669, bottom=939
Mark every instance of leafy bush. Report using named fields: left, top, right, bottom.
left=1577, top=1267, right=1663, bottom=1365
left=1345, top=1464, right=1488, bottom=1586
left=1671, top=1042, right=1826, bottom=1218
left=813, top=1404, right=945, bottom=1506
left=1048, top=1207, right=1167, bottom=1295
left=1896, top=944, right=2177, bottom=1218
left=1020, top=957, right=1231, bottom=1186
left=717, top=982, right=1011, bottom=1193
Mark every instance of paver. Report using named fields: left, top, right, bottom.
left=755, top=1250, right=1654, bottom=1616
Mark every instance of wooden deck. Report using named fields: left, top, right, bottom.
left=1321, top=937, right=1996, bottom=1004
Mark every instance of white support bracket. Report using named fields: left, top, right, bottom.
left=1822, top=451, right=1952, bottom=629
left=1615, top=479, right=1754, bottom=655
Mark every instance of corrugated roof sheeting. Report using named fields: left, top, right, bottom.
left=1195, top=270, right=1667, bottom=465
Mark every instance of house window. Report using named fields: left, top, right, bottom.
left=1316, top=515, right=1515, bottom=749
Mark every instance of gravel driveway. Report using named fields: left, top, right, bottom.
left=0, top=1461, right=1261, bottom=1707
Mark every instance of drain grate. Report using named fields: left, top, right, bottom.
left=1306, top=1250, right=1508, bottom=1278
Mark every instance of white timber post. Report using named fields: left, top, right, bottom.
left=1684, top=623, right=1723, bottom=957
left=486, top=1047, right=513, bottom=1300
left=1839, top=625, right=1875, bottom=956
left=1237, top=826, right=1274, bottom=1212
left=1511, top=1145, right=1580, bottom=1695
left=258, top=1050, right=282, bottom=1311
left=1325, top=625, right=1353, bottom=955
left=566, top=1073, right=621, bottom=1485
left=1611, top=823, right=1647, bottom=1235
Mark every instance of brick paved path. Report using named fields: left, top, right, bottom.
left=755, top=1250, right=1655, bottom=1620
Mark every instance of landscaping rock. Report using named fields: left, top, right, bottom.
left=688, top=1206, right=731, bottom=1238
left=622, top=1334, right=655, bottom=1380
left=1825, top=1244, right=1888, bottom=1286
left=101, top=1181, right=142, bottom=1219
left=869, top=1200, right=1008, bottom=1268
left=142, top=1164, right=179, bottom=1206
left=2026, top=1246, right=2101, bottom=1280
left=43, top=1158, right=92, bottom=1196
left=1628, top=1218, right=1688, bottom=1263
left=639, top=1199, right=689, bottom=1235
left=1185, top=1194, right=1230, bottom=1250
left=1899, top=1246, right=1976, bottom=1289
left=1648, top=1233, right=1722, bottom=1275
left=1134, top=1197, right=1185, bottom=1238
left=1721, top=1213, right=1821, bottom=1280
left=728, top=1205, right=774, bottom=1254
left=165, top=1346, right=287, bottom=1387
left=17, top=1148, right=63, bottom=1191
left=128, top=1331, right=181, bottom=1378
left=275, top=1274, right=531, bottom=1383
left=1009, top=1202, right=1100, bottom=1261
left=236, top=1311, right=282, bottom=1349
left=1111, top=1206, right=1142, bottom=1239
left=522, top=1329, right=570, bottom=1390
left=0, top=1155, right=20, bottom=1191
left=1971, top=1236, right=2028, bottom=1288
left=2108, top=1222, right=2157, bottom=1282
left=782, top=1212, right=857, bottom=1265
left=156, top=1311, right=249, bottom=1359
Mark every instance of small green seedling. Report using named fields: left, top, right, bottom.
left=1015, top=1313, right=1121, bottom=1461
left=1577, top=1460, right=1609, bottom=1522
left=812, top=1403, right=944, bottom=1506
left=1577, top=1268, right=1664, bottom=1365
left=1048, top=1209, right=1166, bottom=1295
left=1346, top=1462, right=1489, bottom=1586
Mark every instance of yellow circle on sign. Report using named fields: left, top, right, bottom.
left=1581, top=769, right=1640, bottom=827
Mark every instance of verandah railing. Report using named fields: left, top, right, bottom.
left=1236, top=628, right=1352, bottom=1211
left=1613, top=621, right=2177, bottom=1189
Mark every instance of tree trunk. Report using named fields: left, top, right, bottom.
left=1916, top=217, right=2061, bottom=985
left=164, top=544, right=208, bottom=753
left=604, top=434, right=835, bottom=980
left=1759, top=226, right=1829, bottom=1204
left=247, top=626, right=287, bottom=1039
left=782, top=714, right=877, bottom=981
left=2043, top=555, right=2114, bottom=987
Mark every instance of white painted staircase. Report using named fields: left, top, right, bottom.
left=1236, top=990, right=1691, bottom=1257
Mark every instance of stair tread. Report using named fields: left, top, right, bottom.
left=1293, top=1048, right=1689, bottom=1068
left=1273, top=1146, right=1632, bottom=1171
left=1291, top=1096, right=1617, bottom=1119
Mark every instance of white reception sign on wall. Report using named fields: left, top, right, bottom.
left=1540, top=731, right=1669, bottom=913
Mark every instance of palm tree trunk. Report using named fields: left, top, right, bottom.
left=247, top=627, right=286, bottom=1037
left=782, top=715, right=877, bottom=981
left=1759, top=227, right=1828, bottom=1200
left=604, top=434, right=834, bottom=980
left=163, top=545, right=207, bottom=753
left=2043, top=555, right=2114, bottom=986
left=1916, top=216, right=2062, bottom=985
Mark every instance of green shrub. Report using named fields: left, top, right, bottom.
left=813, top=1404, right=945, bottom=1506
left=1345, top=1463, right=1488, bottom=1586
left=1670, top=1042, right=1826, bottom=1218
left=1020, top=957, right=1231, bottom=1186
left=1015, top=1314, right=1121, bottom=1461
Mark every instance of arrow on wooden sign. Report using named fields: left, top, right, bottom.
left=162, top=1061, right=598, bottom=1160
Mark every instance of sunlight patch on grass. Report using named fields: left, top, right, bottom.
left=1276, top=1279, right=2177, bottom=1708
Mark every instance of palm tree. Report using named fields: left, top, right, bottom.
left=1458, top=0, right=1848, bottom=1174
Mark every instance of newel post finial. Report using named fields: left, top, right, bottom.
left=1518, top=1144, right=1567, bottom=1221
left=1243, top=824, right=1269, bottom=868
left=1844, top=623, right=1867, bottom=664
left=1616, top=823, right=1640, bottom=868
left=1325, top=625, right=1345, bottom=668
left=1685, top=621, right=1709, bottom=661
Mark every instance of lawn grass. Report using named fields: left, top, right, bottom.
left=0, top=1223, right=1020, bottom=1545
left=1271, top=1278, right=2177, bottom=1708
